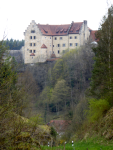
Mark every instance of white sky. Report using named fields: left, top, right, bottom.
left=0, top=0, right=113, bottom=41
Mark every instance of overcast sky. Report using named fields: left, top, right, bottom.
left=0, top=0, right=113, bottom=41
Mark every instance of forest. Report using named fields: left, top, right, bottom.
left=0, top=6, right=113, bottom=150
left=3, top=38, right=24, bottom=50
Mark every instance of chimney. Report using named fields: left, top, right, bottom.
left=84, top=20, right=87, bottom=30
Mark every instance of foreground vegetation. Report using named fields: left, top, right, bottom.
left=41, top=140, right=113, bottom=150
left=1, top=5, right=113, bottom=150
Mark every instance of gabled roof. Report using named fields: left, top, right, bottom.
left=46, top=53, right=58, bottom=62
left=68, top=22, right=83, bottom=34
left=37, top=22, right=83, bottom=36
left=90, top=30, right=98, bottom=41
left=41, top=44, right=47, bottom=48
left=30, top=53, right=35, bottom=56
left=51, top=53, right=56, bottom=58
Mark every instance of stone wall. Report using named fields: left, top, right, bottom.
left=24, top=20, right=90, bottom=64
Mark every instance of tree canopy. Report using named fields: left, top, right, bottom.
left=89, top=6, right=113, bottom=106
left=3, top=38, right=24, bottom=50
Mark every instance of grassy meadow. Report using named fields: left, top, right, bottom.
left=41, top=140, right=113, bottom=150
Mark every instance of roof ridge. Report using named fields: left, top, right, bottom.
left=37, top=21, right=85, bottom=36
left=38, top=22, right=83, bottom=26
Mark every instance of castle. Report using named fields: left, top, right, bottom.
left=23, top=20, right=96, bottom=64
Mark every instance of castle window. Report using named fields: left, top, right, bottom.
left=75, top=36, right=77, bottom=39
left=31, top=30, right=35, bottom=33
left=32, top=57, right=33, bottom=59
left=29, top=50, right=32, bottom=53
left=58, top=50, right=60, bottom=54
left=45, top=37, right=46, bottom=39
left=62, top=43, right=65, bottom=47
left=50, top=45, right=51, bottom=47
left=53, top=45, right=54, bottom=47
left=27, top=49, right=29, bottom=51
left=60, top=37, right=62, bottom=40
left=30, top=36, right=32, bottom=39
left=34, top=36, right=36, bottom=39
left=70, top=36, right=72, bottom=39
left=70, top=43, right=73, bottom=46
left=75, top=43, right=78, bottom=46
left=54, top=37, right=57, bottom=40
left=34, top=43, right=36, bottom=46
left=33, top=50, right=36, bottom=53
left=50, top=37, right=51, bottom=39
left=30, top=43, right=32, bottom=46
left=57, top=44, right=60, bottom=47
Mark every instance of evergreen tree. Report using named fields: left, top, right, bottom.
left=3, top=39, right=24, bottom=50
left=89, top=6, right=113, bottom=105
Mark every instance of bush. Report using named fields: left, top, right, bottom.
left=50, top=127, right=57, bottom=139
left=87, top=99, right=110, bottom=122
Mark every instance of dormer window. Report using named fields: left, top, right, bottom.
left=60, top=29, right=63, bottom=33
left=31, top=30, right=35, bottom=33
left=64, top=29, right=67, bottom=33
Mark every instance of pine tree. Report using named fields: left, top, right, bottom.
left=90, top=6, right=113, bottom=105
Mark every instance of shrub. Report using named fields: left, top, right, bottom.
left=87, top=99, right=110, bottom=122
left=50, top=127, right=57, bottom=139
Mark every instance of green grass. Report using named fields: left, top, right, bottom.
left=41, top=141, right=113, bottom=150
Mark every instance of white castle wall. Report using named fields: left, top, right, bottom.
left=24, top=20, right=90, bottom=64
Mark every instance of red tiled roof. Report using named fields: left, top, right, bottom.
left=51, top=53, right=56, bottom=58
left=68, top=22, right=83, bottom=34
left=90, top=30, right=98, bottom=41
left=49, top=120, right=71, bottom=132
left=30, top=53, right=35, bottom=56
left=37, top=22, right=83, bottom=36
left=46, top=58, right=59, bottom=62
left=88, top=27, right=92, bottom=31
left=41, top=44, right=47, bottom=48
left=46, top=53, right=59, bottom=62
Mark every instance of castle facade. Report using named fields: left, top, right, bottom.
left=24, top=20, right=93, bottom=64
